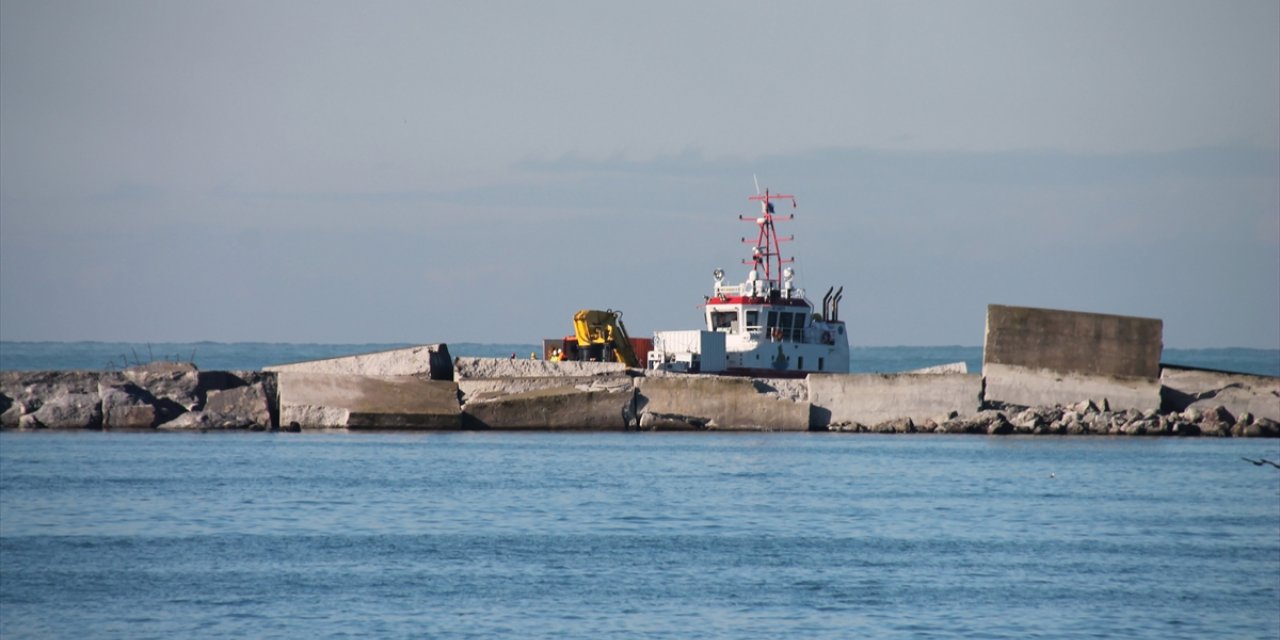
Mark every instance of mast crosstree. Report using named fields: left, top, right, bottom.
left=739, top=189, right=796, bottom=289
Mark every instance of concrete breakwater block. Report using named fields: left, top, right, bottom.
left=463, top=384, right=636, bottom=430
left=635, top=376, right=809, bottom=431
left=808, top=373, right=982, bottom=429
left=265, top=344, right=453, bottom=380
left=459, top=376, right=636, bottom=430
left=983, top=304, right=1163, bottom=379
left=277, top=372, right=460, bottom=430
left=981, top=304, right=1164, bottom=413
left=453, top=357, right=628, bottom=380
left=983, top=363, right=1162, bottom=412
left=1160, top=368, right=1280, bottom=422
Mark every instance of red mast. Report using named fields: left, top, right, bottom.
left=740, top=189, right=796, bottom=290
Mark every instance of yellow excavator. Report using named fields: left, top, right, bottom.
left=572, top=309, right=640, bottom=367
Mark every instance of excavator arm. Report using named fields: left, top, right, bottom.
left=573, top=309, right=640, bottom=367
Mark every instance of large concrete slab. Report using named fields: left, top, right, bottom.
left=984, top=304, right=1162, bottom=379
left=1160, top=367, right=1280, bottom=421
left=635, top=376, right=809, bottom=431
left=454, top=357, right=627, bottom=380
left=808, top=373, right=982, bottom=428
left=983, top=363, right=1162, bottom=412
left=265, top=344, right=453, bottom=380
left=462, top=384, right=635, bottom=430
left=458, top=375, right=634, bottom=404
left=277, top=372, right=461, bottom=430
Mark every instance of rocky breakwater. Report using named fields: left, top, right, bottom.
left=827, top=399, right=1279, bottom=437
left=4, top=343, right=1274, bottom=436
left=0, top=362, right=275, bottom=431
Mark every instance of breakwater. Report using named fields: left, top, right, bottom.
left=2, top=353, right=1276, bottom=436
left=4, top=304, right=1276, bottom=436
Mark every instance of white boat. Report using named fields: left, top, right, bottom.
left=648, top=188, right=850, bottom=377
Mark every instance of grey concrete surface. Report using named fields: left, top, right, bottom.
left=984, top=304, right=1162, bottom=379
left=808, top=373, right=982, bottom=428
left=1160, top=367, right=1280, bottom=421
left=276, top=372, right=461, bottom=429
left=635, top=375, right=809, bottom=431
left=983, top=362, right=1162, bottom=412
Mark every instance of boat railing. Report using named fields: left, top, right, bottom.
left=714, top=283, right=747, bottom=297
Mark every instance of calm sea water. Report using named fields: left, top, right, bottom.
left=1, top=342, right=1277, bottom=376
left=2, top=432, right=1278, bottom=639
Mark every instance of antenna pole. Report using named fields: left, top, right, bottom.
left=746, top=188, right=796, bottom=290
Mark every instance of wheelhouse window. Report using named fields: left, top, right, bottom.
left=790, top=312, right=807, bottom=341
left=711, top=311, right=736, bottom=331
left=745, top=310, right=760, bottom=330
left=778, top=312, right=793, bottom=341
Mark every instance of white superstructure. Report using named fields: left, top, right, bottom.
left=649, top=189, right=850, bottom=377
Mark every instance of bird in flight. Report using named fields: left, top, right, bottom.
left=1241, top=457, right=1280, bottom=469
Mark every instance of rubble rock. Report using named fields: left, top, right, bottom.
left=1200, top=405, right=1235, bottom=435
left=124, top=362, right=200, bottom=411
left=99, top=382, right=157, bottom=429
left=202, top=383, right=270, bottom=429
left=31, top=392, right=102, bottom=429
left=158, top=411, right=209, bottom=430
left=1, top=396, right=23, bottom=428
left=986, top=414, right=1014, bottom=435
left=1169, top=420, right=1200, bottom=437
left=873, top=417, right=915, bottom=433
left=1243, top=418, right=1278, bottom=438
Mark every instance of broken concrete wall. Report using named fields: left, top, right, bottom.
left=982, top=305, right=1164, bottom=411
left=983, top=363, right=1162, bottom=412
left=276, top=372, right=461, bottom=430
left=634, top=375, right=809, bottom=431
left=808, top=373, right=982, bottom=429
left=983, top=304, right=1162, bottom=378
left=452, top=355, right=638, bottom=430
left=462, top=385, right=635, bottom=430
left=1160, top=367, right=1280, bottom=421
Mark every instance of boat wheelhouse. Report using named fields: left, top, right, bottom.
left=649, top=188, right=849, bottom=377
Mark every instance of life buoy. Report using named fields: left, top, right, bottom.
left=771, top=328, right=783, bottom=341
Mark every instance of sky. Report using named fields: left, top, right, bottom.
left=1, top=0, right=1277, bottom=348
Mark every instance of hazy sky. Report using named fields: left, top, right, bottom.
left=2, top=0, right=1278, bottom=348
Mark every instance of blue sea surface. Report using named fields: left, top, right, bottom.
left=1, top=342, right=1277, bottom=376
left=2, top=432, right=1278, bottom=639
